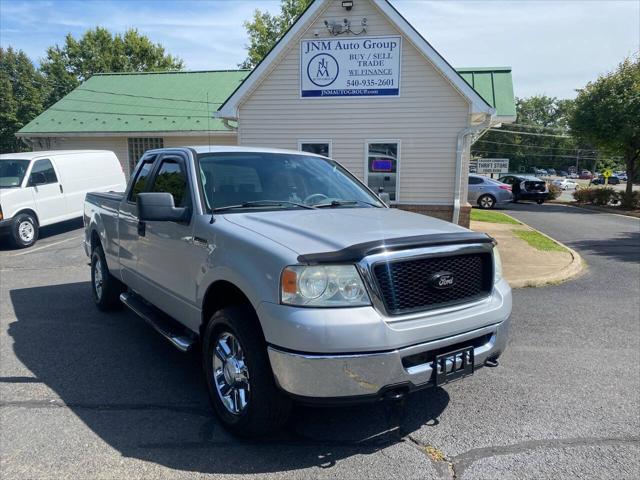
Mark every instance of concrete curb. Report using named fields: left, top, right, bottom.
left=508, top=225, right=586, bottom=289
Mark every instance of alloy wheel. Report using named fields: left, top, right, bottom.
left=213, top=332, right=250, bottom=415
left=93, top=258, right=104, bottom=299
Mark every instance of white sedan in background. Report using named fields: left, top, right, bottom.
left=553, top=178, right=579, bottom=190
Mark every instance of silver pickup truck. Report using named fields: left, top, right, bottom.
left=84, top=146, right=511, bottom=436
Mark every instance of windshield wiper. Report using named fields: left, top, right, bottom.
left=211, top=200, right=317, bottom=213
left=315, top=199, right=382, bottom=208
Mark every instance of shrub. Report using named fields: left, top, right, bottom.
left=615, top=190, right=640, bottom=210
left=592, top=187, right=617, bottom=206
left=547, top=183, right=562, bottom=200
left=573, top=188, right=595, bottom=203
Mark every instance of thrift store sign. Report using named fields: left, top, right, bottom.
left=300, top=36, right=401, bottom=97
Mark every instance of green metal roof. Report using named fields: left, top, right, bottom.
left=19, top=67, right=515, bottom=135
left=18, top=70, right=250, bottom=135
left=457, top=67, right=516, bottom=118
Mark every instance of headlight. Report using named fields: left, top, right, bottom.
left=281, top=265, right=371, bottom=307
left=493, top=247, right=503, bottom=284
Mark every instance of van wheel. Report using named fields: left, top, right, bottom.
left=11, top=213, right=38, bottom=248
left=203, top=306, right=291, bottom=437
left=91, top=245, right=124, bottom=311
left=478, top=195, right=496, bottom=210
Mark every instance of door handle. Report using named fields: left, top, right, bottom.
left=59, top=184, right=64, bottom=193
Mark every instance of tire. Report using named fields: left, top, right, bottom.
left=477, top=194, right=496, bottom=210
left=91, top=245, right=124, bottom=311
left=536, top=199, right=545, bottom=205
left=202, top=306, right=291, bottom=437
left=10, top=213, right=38, bottom=248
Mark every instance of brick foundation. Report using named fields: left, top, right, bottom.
left=393, top=203, right=472, bottom=228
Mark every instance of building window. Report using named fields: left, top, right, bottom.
left=299, top=140, right=332, bottom=158
left=127, top=137, right=163, bottom=174
left=366, top=141, right=399, bottom=201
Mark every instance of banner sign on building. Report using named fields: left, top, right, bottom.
left=300, top=36, right=401, bottom=98
left=472, top=158, right=510, bottom=174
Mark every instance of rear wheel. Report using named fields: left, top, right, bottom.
left=478, top=194, right=496, bottom=209
left=11, top=213, right=38, bottom=248
left=91, top=245, right=124, bottom=310
left=536, top=199, right=545, bottom=205
left=202, top=306, right=291, bottom=437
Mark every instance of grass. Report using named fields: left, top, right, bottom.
left=513, top=229, right=568, bottom=252
left=470, top=209, right=521, bottom=224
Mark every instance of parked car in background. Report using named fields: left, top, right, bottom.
left=615, top=172, right=628, bottom=181
left=558, top=171, right=569, bottom=177
left=568, top=172, right=579, bottom=179
left=468, top=174, right=513, bottom=209
left=579, top=170, right=593, bottom=180
left=552, top=178, right=579, bottom=190
left=547, top=168, right=556, bottom=176
left=0, top=150, right=125, bottom=248
left=84, top=146, right=511, bottom=436
left=498, top=174, right=549, bottom=204
left=591, top=175, right=621, bottom=185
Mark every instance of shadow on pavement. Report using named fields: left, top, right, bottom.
left=569, top=230, right=640, bottom=264
left=8, top=281, right=449, bottom=475
left=0, top=217, right=83, bottom=251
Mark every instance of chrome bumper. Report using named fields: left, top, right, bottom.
left=268, top=318, right=509, bottom=399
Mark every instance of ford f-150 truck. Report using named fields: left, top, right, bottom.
left=84, top=146, right=511, bottom=436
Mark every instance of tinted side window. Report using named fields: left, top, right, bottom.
left=30, top=159, right=58, bottom=184
left=468, top=176, right=483, bottom=185
left=129, top=162, right=154, bottom=202
left=151, top=159, right=189, bottom=207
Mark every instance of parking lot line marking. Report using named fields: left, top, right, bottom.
left=12, top=235, right=83, bottom=257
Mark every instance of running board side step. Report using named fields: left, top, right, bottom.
left=120, top=292, right=196, bottom=352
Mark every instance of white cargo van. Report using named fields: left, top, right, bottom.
left=0, top=150, right=126, bottom=248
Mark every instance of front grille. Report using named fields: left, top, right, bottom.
left=372, top=252, right=493, bottom=315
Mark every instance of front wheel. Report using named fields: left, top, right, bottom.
left=478, top=194, right=496, bottom=210
left=11, top=213, right=39, bottom=248
left=536, top=199, right=545, bottom=205
left=203, top=306, right=291, bottom=437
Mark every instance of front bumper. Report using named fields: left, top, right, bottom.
left=268, top=317, right=509, bottom=401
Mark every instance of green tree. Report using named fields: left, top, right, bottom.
left=472, top=95, right=587, bottom=173
left=0, top=47, right=47, bottom=153
left=40, top=27, right=184, bottom=105
left=241, top=0, right=312, bottom=69
left=570, top=54, right=640, bottom=196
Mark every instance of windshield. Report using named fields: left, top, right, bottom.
left=0, top=160, right=30, bottom=188
left=197, top=152, right=383, bottom=211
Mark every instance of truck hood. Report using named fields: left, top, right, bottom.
left=223, top=207, right=469, bottom=256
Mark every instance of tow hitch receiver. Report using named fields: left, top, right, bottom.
left=434, top=346, right=474, bottom=386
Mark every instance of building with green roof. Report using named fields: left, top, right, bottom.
left=17, top=0, right=516, bottom=226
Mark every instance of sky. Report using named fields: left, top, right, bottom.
left=0, top=0, right=638, bottom=99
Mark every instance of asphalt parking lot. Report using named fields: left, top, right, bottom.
left=1, top=205, right=639, bottom=479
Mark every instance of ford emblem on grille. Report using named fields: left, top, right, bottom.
left=429, top=271, right=455, bottom=290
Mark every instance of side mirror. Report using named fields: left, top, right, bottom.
left=379, top=192, right=391, bottom=206
left=30, top=172, right=47, bottom=186
left=137, top=192, right=189, bottom=222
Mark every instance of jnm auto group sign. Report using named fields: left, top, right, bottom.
left=300, top=36, right=401, bottom=97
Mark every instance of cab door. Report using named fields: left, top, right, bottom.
left=27, top=159, right=67, bottom=225
left=135, top=152, right=200, bottom=325
left=118, top=156, right=156, bottom=289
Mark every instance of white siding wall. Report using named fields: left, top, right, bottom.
left=238, top=0, right=470, bottom=204
left=30, top=134, right=237, bottom=177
